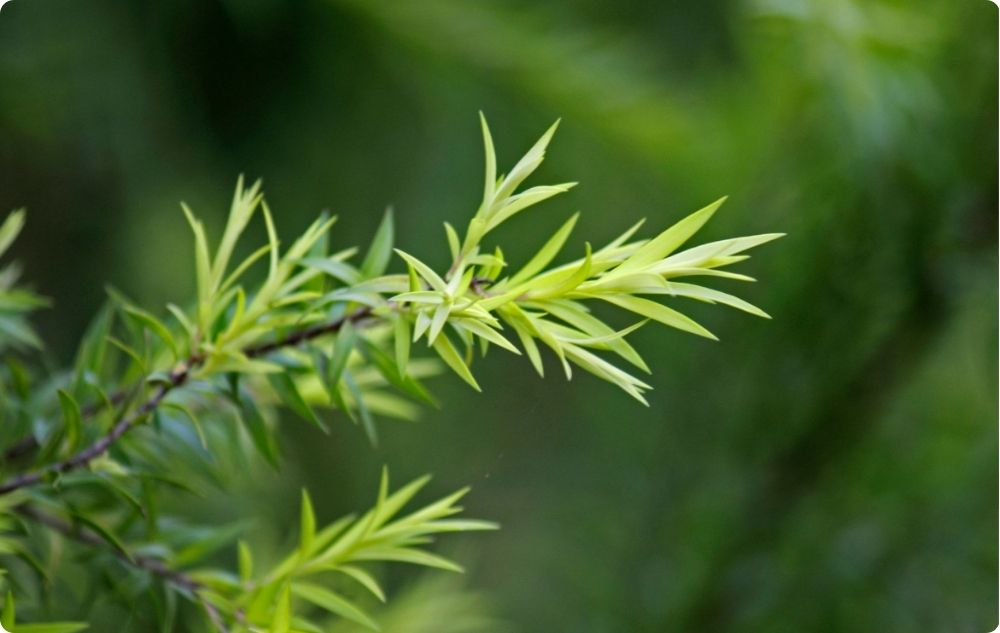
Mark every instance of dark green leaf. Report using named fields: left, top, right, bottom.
left=268, top=373, right=326, bottom=433
left=56, top=390, right=82, bottom=452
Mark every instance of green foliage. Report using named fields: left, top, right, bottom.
left=192, top=469, right=497, bottom=632
left=0, top=211, right=47, bottom=352
left=0, top=119, right=777, bottom=631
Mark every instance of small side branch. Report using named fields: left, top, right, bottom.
left=0, top=306, right=374, bottom=496
left=3, top=391, right=130, bottom=464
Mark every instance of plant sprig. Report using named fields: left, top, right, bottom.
left=0, top=115, right=780, bottom=632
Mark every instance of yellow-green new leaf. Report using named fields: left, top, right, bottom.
left=655, top=232, right=784, bottom=271
left=612, top=196, right=726, bottom=276
left=300, top=489, right=316, bottom=552
left=508, top=212, right=580, bottom=286
left=599, top=294, right=717, bottom=340
left=335, top=565, right=386, bottom=603
left=0, top=210, right=25, bottom=259
left=431, top=334, right=480, bottom=391
left=494, top=119, right=560, bottom=202
left=361, top=209, right=394, bottom=278
left=478, top=112, right=497, bottom=208
left=393, top=250, right=446, bottom=293
left=292, top=582, right=380, bottom=631
left=271, top=583, right=292, bottom=633
left=238, top=540, right=254, bottom=584
left=453, top=319, right=520, bottom=355
left=660, top=282, right=770, bottom=318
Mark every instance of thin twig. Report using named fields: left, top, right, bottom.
left=3, top=382, right=136, bottom=463
left=15, top=503, right=230, bottom=632
left=0, top=306, right=374, bottom=496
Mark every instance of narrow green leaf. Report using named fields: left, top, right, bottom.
left=237, top=394, right=280, bottom=469
left=561, top=343, right=651, bottom=405
left=361, top=208, right=395, bottom=278
left=56, top=390, right=83, bottom=452
left=533, top=241, right=592, bottom=298
left=181, top=203, right=212, bottom=324
left=0, top=210, right=25, bottom=259
left=551, top=319, right=648, bottom=346
left=453, top=319, right=520, bottom=355
left=344, top=372, right=377, bottom=445
left=656, top=232, right=785, bottom=270
left=291, top=582, right=380, bottom=631
left=0, top=317, right=42, bottom=349
left=538, top=299, right=649, bottom=373
left=268, top=373, right=326, bottom=432
left=659, top=282, right=770, bottom=318
left=488, top=183, right=576, bottom=231
left=426, top=303, right=451, bottom=344
left=431, top=334, right=480, bottom=391
left=613, top=197, right=726, bottom=276
left=238, top=540, right=253, bottom=584
left=165, top=303, right=195, bottom=340
left=245, top=581, right=281, bottom=625
left=211, top=176, right=261, bottom=291
left=359, top=339, right=435, bottom=405
left=105, top=336, right=146, bottom=373
left=335, top=565, right=386, bottom=602
left=271, top=583, right=292, bottom=633
left=351, top=547, right=463, bottom=573
left=328, top=323, right=355, bottom=389
left=161, top=402, right=207, bottom=449
left=393, top=316, right=411, bottom=377
left=479, top=112, right=497, bottom=207
left=122, top=306, right=178, bottom=360
left=310, top=348, right=349, bottom=419
left=508, top=212, right=579, bottom=286
left=11, top=624, right=89, bottom=633
left=443, top=222, right=461, bottom=261
left=73, top=514, right=133, bottom=563
left=370, top=474, right=431, bottom=529
left=599, top=294, right=717, bottom=340
left=506, top=318, right=544, bottom=377
left=2, top=590, right=14, bottom=628
left=494, top=119, right=561, bottom=202
left=393, top=250, right=446, bottom=292
left=261, top=201, right=280, bottom=280
left=219, top=244, right=273, bottom=294
left=299, top=257, right=361, bottom=286
left=299, top=489, right=316, bottom=553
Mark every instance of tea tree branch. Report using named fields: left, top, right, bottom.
left=0, top=116, right=781, bottom=632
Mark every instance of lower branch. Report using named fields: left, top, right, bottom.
left=15, top=503, right=229, bottom=632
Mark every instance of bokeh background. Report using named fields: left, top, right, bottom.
left=0, top=0, right=997, bottom=631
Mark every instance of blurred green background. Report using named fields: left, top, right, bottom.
left=0, top=0, right=996, bottom=631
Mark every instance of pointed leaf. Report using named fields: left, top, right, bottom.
left=431, top=334, right=480, bottom=391
left=361, top=209, right=394, bottom=278
left=291, top=582, right=380, bottom=631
